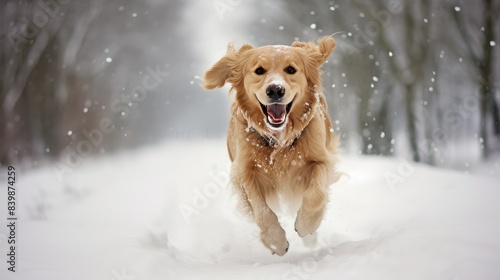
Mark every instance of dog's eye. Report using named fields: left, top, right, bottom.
left=285, top=66, right=296, bottom=74
left=255, top=67, right=266, bottom=75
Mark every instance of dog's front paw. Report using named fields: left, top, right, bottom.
left=294, top=210, right=322, bottom=237
left=260, top=226, right=289, bottom=256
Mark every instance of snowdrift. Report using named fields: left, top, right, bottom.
left=1, top=140, right=499, bottom=280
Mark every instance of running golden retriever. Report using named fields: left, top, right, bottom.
left=203, top=36, right=339, bottom=255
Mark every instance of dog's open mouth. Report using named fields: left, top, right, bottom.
left=259, top=99, right=293, bottom=129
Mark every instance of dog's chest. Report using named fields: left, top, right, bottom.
left=247, top=135, right=308, bottom=177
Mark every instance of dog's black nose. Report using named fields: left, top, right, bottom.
left=266, top=84, right=285, bottom=102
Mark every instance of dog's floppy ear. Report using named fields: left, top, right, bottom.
left=292, top=36, right=336, bottom=66
left=203, top=43, right=253, bottom=90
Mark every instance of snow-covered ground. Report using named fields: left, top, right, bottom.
left=1, top=140, right=500, bottom=280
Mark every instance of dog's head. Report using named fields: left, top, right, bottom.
left=204, top=36, right=335, bottom=137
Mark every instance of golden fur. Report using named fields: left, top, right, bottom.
left=203, top=36, right=339, bottom=256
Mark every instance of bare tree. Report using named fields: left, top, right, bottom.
left=449, top=0, right=500, bottom=158
left=1, top=0, right=69, bottom=164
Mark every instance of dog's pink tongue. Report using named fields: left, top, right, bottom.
left=267, top=104, right=286, bottom=124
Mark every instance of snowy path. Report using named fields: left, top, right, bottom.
left=1, top=140, right=499, bottom=280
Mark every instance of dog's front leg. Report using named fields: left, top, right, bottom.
left=257, top=203, right=289, bottom=256
left=294, top=162, right=329, bottom=237
left=239, top=175, right=289, bottom=255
